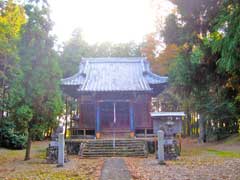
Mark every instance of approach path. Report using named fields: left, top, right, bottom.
left=100, top=158, right=132, bottom=180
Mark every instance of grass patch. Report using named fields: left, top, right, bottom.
left=34, top=148, right=46, bottom=159
left=207, top=149, right=240, bottom=158
left=0, top=141, right=102, bottom=180
left=12, top=169, right=89, bottom=180
left=0, top=148, right=24, bottom=163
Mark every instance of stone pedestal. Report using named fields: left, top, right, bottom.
left=157, top=130, right=165, bottom=165
left=57, top=133, right=64, bottom=167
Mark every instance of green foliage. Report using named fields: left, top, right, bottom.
left=162, top=14, right=182, bottom=45
left=211, top=2, right=240, bottom=74
left=0, top=0, right=26, bottom=60
left=0, top=120, right=27, bottom=149
left=0, top=0, right=64, bottom=158
left=60, top=29, right=142, bottom=77
left=0, top=0, right=26, bottom=121
left=18, top=0, right=63, bottom=140
left=164, top=0, right=240, bottom=140
left=169, top=47, right=203, bottom=95
left=60, top=29, right=90, bottom=77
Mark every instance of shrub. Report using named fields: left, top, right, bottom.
left=0, top=121, right=27, bottom=149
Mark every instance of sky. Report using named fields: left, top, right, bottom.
left=49, top=0, right=173, bottom=44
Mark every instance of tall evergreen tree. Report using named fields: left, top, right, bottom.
left=14, top=0, right=63, bottom=160
left=0, top=0, right=26, bottom=120
left=163, top=0, right=239, bottom=141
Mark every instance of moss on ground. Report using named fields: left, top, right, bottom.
left=207, top=149, right=240, bottom=158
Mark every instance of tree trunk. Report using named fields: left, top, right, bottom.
left=24, top=128, right=32, bottom=161
left=0, top=80, right=5, bottom=121
left=198, top=114, right=206, bottom=143
left=0, top=59, right=6, bottom=121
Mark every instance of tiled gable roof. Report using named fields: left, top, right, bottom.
left=61, top=57, right=167, bottom=92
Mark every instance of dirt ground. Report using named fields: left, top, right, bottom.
left=0, top=135, right=239, bottom=180
left=0, top=141, right=104, bottom=180
left=125, top=135, right=240, bottom=180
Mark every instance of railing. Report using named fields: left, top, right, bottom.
left=135, top=128, right=156, bottom=138
left=69, top=128, right=95, bottom=139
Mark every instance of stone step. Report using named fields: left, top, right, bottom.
left=82, top=153, right=146, bottom=157
left=88, top=140, right=145, bottom=144
left=82, top=139, right=147, bottom=157
left=83, top=153, right=145, bottom=157
left=86, top=146, right=144, bottom=149
left=86, top=143, right=145, bottom=147
left=84, top=149, right=144, bottom=152
left=86, top=142, right=145, bottom=145
left=86, top=145, right=145, bottom=147
left=82, top=154, right=146, bottom=157
left=85, top=147, right=144, bottom=149
left=88, top=139, right=143, bottom=141
left=87, top=142, right=144, bottom=145
left=86, top=145, right=144, bottom=148
left=85, top=146, right=144, bottom=150
left=86, top=142, right=144, bottom=145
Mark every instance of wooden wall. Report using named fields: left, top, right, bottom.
left=78, top=93, right=153, bottom=131
left=134, top=94, right=152, bottom=129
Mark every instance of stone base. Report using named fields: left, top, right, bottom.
left=158, top=160, right=166, bottom=165
left=46, top=146, right=69, bottom=164
left=96, top=132, right=101, bottom=139
left=56, top=164, right=64, bottom=168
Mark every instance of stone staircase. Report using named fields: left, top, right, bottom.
left=82, top=139, right=148, bottom=157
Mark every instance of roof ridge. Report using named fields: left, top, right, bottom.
left=81, top=57, right=147, bottom=63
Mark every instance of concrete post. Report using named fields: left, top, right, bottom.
left=158, top=130, right=165, bottom=165
left=57, top=133, right=64, bottom=167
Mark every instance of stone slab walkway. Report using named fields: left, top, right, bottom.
left=100, top=158, right=132, bottom=180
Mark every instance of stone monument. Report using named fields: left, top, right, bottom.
left=57, top=133, right=64, bottom=167
left=46, top=125, right=68, bottom=164
left=158, top=130, right=165, bottom=165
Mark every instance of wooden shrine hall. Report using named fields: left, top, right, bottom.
left=61, top=57, right=168, bottom=139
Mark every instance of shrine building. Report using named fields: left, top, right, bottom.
left=61, top=57, right=168, bottom=139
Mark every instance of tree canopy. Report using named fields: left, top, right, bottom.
left=0, top=0, right=63, bottom=160
left=162, top=0, right=239, bottom=141
left=60, top=29, right=143, bottom=77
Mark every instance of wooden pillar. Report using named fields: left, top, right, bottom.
left=95, top=102, right=101, bottom=139
left=147, top=95, right=153, bottom=128
left=130, top=101, right=135, bottom=138
left=80, top=102, right=84, bottom=129
left=77, top=97, right=81, bottom=128
left=144, top=128, right=147, bottom=137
